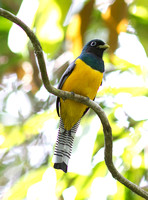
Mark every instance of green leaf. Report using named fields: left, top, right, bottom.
left=35, top=0, right=72, bottom=57
left=3, top=167, right=47, bottom=200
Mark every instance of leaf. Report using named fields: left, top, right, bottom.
left=35, top=0, right=72, bottom=57
left=2, top=167, right=47, bottom=200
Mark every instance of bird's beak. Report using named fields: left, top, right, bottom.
left=98, top=44, right=110, bottom=49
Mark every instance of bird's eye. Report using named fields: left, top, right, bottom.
left=90, top=41, right=97, bottom=46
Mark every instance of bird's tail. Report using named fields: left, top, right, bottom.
left=53, top=118, right=80, bottom=173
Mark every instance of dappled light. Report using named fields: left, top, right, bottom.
left=0, top=0, right=148, bottom=199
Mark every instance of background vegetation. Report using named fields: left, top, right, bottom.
left=0, top=0, right=148, bottom=199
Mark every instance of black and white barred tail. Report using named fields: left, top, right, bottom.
left=53, top=118, right=80, bottom=173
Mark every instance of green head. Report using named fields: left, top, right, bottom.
left=79, top=39, right=109, bottom=72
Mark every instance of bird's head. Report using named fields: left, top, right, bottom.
left=82, top=39, right=109, bottom=58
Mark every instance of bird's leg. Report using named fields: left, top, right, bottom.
left=62, top=96, right=66, bottom=101
left=70, top=91, right=75, bottom=96
left=70, top=92, right=90, bottom=101
left=86, top=96, right=90, bottom=100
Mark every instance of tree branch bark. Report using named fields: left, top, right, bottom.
left=0, top=8, right=148, bottom=199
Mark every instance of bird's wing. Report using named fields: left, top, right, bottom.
left=56, top=60, right=76, bottom=116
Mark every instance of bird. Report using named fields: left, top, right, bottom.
left=53, top=39, right=109, bottom=173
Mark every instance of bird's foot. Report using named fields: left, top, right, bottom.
left=86, top=96, right=90, bottom=100
left=70, top=91, right=75, bottom=96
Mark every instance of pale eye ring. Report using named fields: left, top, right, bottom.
left=90, top=41, right=97, bottom=46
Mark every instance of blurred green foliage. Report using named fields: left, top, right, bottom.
left=0, top=0, right=148, bottom=199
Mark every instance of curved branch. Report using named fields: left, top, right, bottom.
left=0, top=8, right=148, bottom=199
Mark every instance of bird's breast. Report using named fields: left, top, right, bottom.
left=60, top=58, right=103, bottom=130
left=62, top=58, right=103, bottom=97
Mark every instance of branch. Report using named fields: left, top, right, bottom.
left=0, top=8, right=148, bottom=199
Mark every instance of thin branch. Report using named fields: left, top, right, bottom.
left=0, top=8, right=148, bottom=199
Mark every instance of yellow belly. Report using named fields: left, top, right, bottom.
left=60, top=58, right=103, bottom=130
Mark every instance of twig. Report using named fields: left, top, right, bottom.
left=0, top=8, right=148, bottom=199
